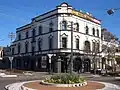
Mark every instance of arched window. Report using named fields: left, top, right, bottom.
left=18, top=43, right=21, bottom=54
left=25, top=42, right=29, bottom=53
left=85, top=26, right=89, bottom=34
left=62, top=21, right=67, bottom=30
left=49, top=22, right=53, bottom=32
left=97, top=29, right=99, bottom=37
left=92, top=28, right=95, bottom=36
left=84, top=41, right=90, bottom=52
left=39, top=25, right=42, bottom=35
left=76, top=23, right=79, bottom=31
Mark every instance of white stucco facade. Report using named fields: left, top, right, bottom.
left=12, top=2, right=102, bottom=56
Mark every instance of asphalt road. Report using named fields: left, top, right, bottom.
left=0, top=73, right=49, bottom=90
left=88, top=76, right=120, bottom=86
left=0, top=75, right=120, bottom=90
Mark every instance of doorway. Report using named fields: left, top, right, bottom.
left=84, top=58, right=90, bottom=72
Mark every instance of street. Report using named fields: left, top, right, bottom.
left=0, top=73, right=120, bottom=90
left=88, top=76, right=120, bottom=86
left=0, top=72, right=49, bottom=90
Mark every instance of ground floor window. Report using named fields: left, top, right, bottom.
left=41, top=56, right=47, bottom=68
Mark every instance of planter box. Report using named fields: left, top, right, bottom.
left=40, top=81, right=87, bottom=87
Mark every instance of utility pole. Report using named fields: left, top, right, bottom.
left=8, top=32, right=15, bottom=44
left=70, top=22, right=73, bottom=74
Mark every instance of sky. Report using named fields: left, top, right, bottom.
left=0, top=0, right=120, bottom=46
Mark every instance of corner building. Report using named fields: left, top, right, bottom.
left=11, top=2, right=102, bottom=73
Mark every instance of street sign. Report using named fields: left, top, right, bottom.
left=8, top=56, right=14, bottom=70
left=9, top=57, right=14, bottom=62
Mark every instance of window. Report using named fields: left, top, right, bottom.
left=24, top=60, right=29, bottom=68
left=26, top=31, right=28, bottom=38
left=76, top=39, right=79, bottom=49
left=92, top=28, right=95, bottom=36
left=39, top=26, right=42, bottom=35
left=31, top=46, right=34, bottom=56
left=18, top=43, right=21, bottom=54
left=101, top=33, right=104, bottom=40
left=32, top=29, right=36, bottom=42
left=49, top=22, right=53, bottom=32
left=96, top=43, right=100, bottom=52
left=32, top=28, right=35, bottom=36
left=84, top=41, right=90, bottom=52
left=18, top=33, right=21, bottom=40
left=12, top=48, right=14, bottom=55
left=38, top=39, right=42, bottom=51
left=49, top=38, right=53, bottom=49
left=85, top=26, right=89, bottom=34
left=92, top=42, right=95, bottom=52
left=25, top=42, right=29, bottom=53
left=62, top=37, right=67, bottom=48
left=62, top=21, right=67, bottom=30
left=76, top=23, right=79, bottom=31
left=97, top=29, right=99, bottom=37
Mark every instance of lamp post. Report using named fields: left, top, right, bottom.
left=68, top=22, right=77, bottom=74
left=107, top=8, right=120, bottom=15
left=70, top=22, right=74, bottom=74
left=8, top=32, right=15, bottom=44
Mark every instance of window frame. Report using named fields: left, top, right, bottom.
left=62, top=37, right=67, bottom=48
left=76, top=38, right=79, bottom=49
left=38, top=39, right=42, bottom=51
left=39, top=25, right=42, bottom=35
left=76, top=23, right=79, bottom=32
left=49, top=22, right=53, bottom=32
left=49, top=37, right=53, bottom=49
left=62, top=21, right=67, bottom=30
left=92, top=28, right=95, bottom=36
left=85, top=26, right=89, bottom=34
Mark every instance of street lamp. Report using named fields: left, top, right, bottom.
left=107, top=8, right=120, bottom=15
left=67, top=21, right=76, bottom=74
left=107, top=9, right=115, bottom=15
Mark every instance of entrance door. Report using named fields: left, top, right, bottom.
left=73, top=57, right=82, bottom=72
left=84, top=59, right=90, bottom=72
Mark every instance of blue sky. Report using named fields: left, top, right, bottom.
left=0, top=0, right=120, bottom=46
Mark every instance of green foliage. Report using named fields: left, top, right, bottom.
left=44, top=73, right=85, bottom=84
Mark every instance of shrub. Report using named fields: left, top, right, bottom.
left=44, top=73, right=85, bottom=84
left=6, top=69, right=24, bottom=73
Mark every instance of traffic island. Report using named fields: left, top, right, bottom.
left=22, top=81, right=105, bottom=90
left=21, top=74, right=105, bottom=90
